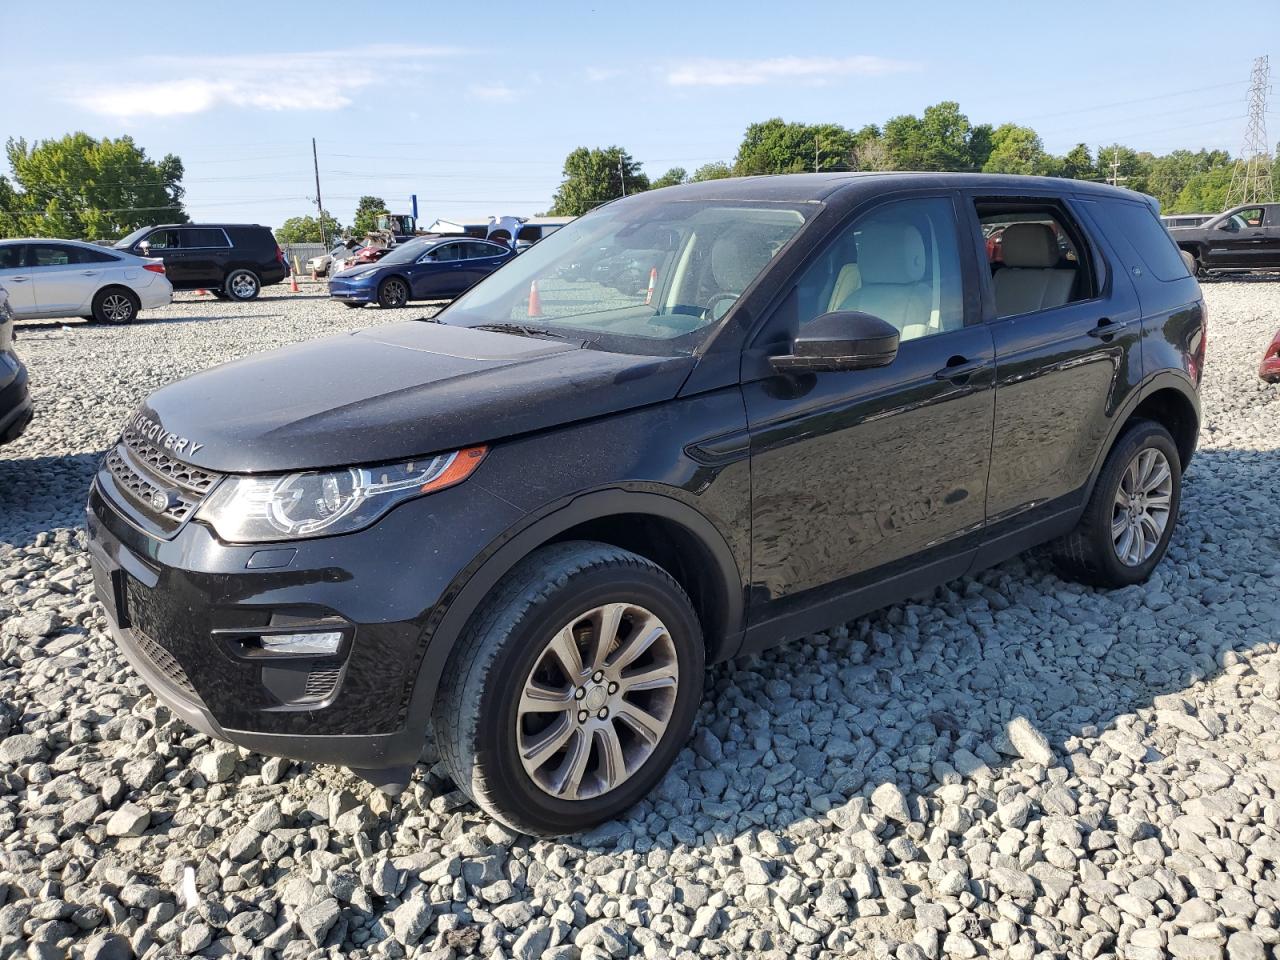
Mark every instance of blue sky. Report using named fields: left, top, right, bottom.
left=5, top=1, right=1277, bottom=230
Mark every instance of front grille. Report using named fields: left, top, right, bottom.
left=303, top=666, right=342, bottom=700
left=134, top=629, right=198, bottom=698
left=104, top=428, right=222, bottom=533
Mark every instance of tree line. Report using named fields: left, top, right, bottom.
left=547, top=101, right=1277, bottom=217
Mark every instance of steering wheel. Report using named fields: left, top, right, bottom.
left=701, top=294, right=739, bottom=322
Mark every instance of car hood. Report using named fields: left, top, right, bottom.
left=136, top=322, right=695, bottom=473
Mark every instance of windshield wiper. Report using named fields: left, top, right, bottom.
left=471, top=322, right=566, bottom=340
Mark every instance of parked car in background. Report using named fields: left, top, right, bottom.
left=0, top=286, right=32, bottom=446
left=87, top=173, right=1205, bottom=835
left=1261, top=328, right=1280, bottom=383
left=1161, top=213, right=1214, bottom=230
left=113, top=224, right=288, bottom=301
left=333, top=245, right=391, bottom=274
left=1170, top=203, right=1280, bottom=275
left=0, top=239, right=172, bottom=324
left=307, top=242, right=363, bottom=278
left=328, top=236, right=515, bottom=308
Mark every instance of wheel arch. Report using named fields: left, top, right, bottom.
left=403, top=488, right=744, bottom=737
left=1085, top=373, right=1200, bottom=502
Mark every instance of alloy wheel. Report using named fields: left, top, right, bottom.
left=515, top=602, right=679, bottom=801
left=381, top=280, right=407, bottom=308
left=102, top=294, right=134, bottom=323
left=229, top=273, right=258, bottom=299
left=1111, top=447, right=1173, bottom=566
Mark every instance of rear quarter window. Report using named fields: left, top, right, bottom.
left=1102, top=200, right=1191, bottom=282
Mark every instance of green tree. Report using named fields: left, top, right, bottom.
left=883, top=102, right=978, bottom=171
left=276, top=212, right=343, bottom=244
left=982, top=124, right=1050, bottom=175
left=1057, top=143, right=1093, bottom=180
left=1093, top=144, right=1154, bottom=195
left=690, top=161, right=734, bottom=182
left=351, top=195, right=387, bottom=237
left=733, top=118, right=856, bottom=175
left=1173, top=163, right=1236, bottom=213
left=2, top=133, right=185, bottom=239
left=548, top=146, right=650, bottom=216
left=651, top=167, right=688, bottom=189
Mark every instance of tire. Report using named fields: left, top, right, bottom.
left=91, top=287, right=140, bottom=325
left=377, top=277, right=409, bottom=309
left=224, top=269, right=261, bottom=301
left=1052, top=419, right=1181, bottom=587
left=433, top=541, right=705, bottom=835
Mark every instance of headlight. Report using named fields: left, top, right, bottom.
left=196, top=446, right=486, bottom=542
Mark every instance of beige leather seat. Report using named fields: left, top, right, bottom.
left=831, top=221, right=933, bottom=340
left=993, top=222, right=1077, bottom=318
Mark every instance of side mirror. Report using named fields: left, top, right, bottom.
left=770, top=311, right=900, bottom=373
left=1217, top=220, right=1236, bottom=232
left=138, top=241, right=151, bottom=255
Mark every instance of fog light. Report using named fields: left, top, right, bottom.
left=260, top=631, right=343, bottom=656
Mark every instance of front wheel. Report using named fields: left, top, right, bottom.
left=377, top=277, right=409, bottom=309
left=433, top=542, right=705, bottom=835
left=1052, top=420, right=1181, bottom=587
left=92, top=288, right=140, bottom=325
left=224, top=269, right=261, bottom=301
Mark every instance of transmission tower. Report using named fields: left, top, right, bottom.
left=1225, top=55, right=1274, bottom=207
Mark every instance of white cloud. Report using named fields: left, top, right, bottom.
left=467, top=84, right=519, bottom=103
left=68, top=44, right=460, bottom=118
left=584, top=66, right=624, bottom=83
left=666, top=55, right=915, bottom=88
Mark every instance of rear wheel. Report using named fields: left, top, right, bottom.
left=91, top=288, right=140, bottom=325
left=433, top=542, right=705, bottom=835
left=377, top=277, right=409, bottom=309
left=224, top=269, right=261, bottom=301
left=1052, top=420, right=1181, bottom=587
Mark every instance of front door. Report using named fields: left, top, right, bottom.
left=135, top=229, right=192, bottom=287
left=413, top=242, right=468, bottom=299
left=1203, top=205, right=1267, bottom=269
left=743, top=194, right=994, bottom=631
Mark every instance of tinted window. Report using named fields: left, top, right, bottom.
left=0, top=245, right=25, bottom=270
left=180, top=228, right=230, bottom=248
left=79, top=247, right=120, bottom=264
left=463, top=242, right=506, bottom=259
left=142, top=230, right=177, bottom=250
left=433, top=243, right=464, bottom=262
left=793, top=196, right=964, bottom=342
left=1105, top=201, right=1191, bottom=282
left=29, top=244, right=79, bottom=267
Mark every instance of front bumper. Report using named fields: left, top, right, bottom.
left=85, top=462, right=522, bottom=779
left=327, top=278, right=377, bottom=302
left=0, top=357, right=33, bottom=445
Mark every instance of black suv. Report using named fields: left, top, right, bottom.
left=86, top=174, right=1205, bottom=835
left=113, top=223, right=288, bottom=301
left=0, top=286, right=32, bottom=446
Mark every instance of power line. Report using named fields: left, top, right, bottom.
left=1012, top=79, right=1249, bottom=124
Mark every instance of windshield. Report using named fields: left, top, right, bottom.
left=440, top=198, right=814, bottom=355
left=115, top=226, right=151, bottom=249
left=377, top=238, right=433, bottom=265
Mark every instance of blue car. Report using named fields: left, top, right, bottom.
left=328, top=236, right=515, bottom=309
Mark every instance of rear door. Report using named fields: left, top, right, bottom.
left=967, top=192, right=1142, bottom=552
left=457, top=240, right=512, bottom=292
left=27, top=243, right=96, bottom=315
left=0, top=244, right=36, bottom=316
left=176, top=227, right=232, bottom=286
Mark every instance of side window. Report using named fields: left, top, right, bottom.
left=142, top=230, right=175, bottom=250
left=975, top=201, right=1096, bottom=320
left=1231, top=207, right=1264, bottom=229
left=793, top=196, right=964, bottom=343
left=79, top=246, right=120, bottom=264
left=0, top=245, right=25, bottom=270
left=433, top=243, right=462, bottom=262
left=1102, top=201, right=1191, bottom=282
left=179, top=228, right=230, bottom=248
left=467, top=242, right=505, bottom=259
left=29, top=244, right=77, bottom=267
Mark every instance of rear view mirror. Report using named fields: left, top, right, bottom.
left=770, top=311, right=900, bottom=373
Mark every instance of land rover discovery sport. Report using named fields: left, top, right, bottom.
left=86, top=173, right=1205, bottom=835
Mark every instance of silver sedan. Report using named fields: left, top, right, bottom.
left=0, top=238, right=173, bottom=324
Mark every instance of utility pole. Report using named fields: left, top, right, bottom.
left=618, top=153, right=628, bottom=197
left=1107, top=147, right=1128, bottom=188
left=814, top=133, right=820, bottom=173
left=1226, top=55, right=1274, bottom=207
left=312, top=137, right=328, bottom=248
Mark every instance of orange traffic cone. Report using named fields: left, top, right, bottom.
left=528, top=279, right=542, bottom=317
left=290, top=273, right=300, bottom=294
left=195, top=288, right=208, bottom=296
left=644, top=266, right=657, bottom=305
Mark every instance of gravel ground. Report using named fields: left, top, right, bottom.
left=0, top=282, right=1278, bottom=960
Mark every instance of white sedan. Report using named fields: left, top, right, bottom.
left=0, top=238, right=172, bottom=324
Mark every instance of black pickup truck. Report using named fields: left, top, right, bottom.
left=1169, top=203, right=1280, bottom=275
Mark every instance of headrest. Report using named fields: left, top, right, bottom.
left=1001, top=222, right=1060, bottom=268
left=857, top=221, right=926, bottom=284
left=710, top=229, right=774, bottom=293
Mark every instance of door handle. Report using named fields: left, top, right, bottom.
left=7, top=276, right=29, bottom=282
left=81, top=270, right=100, bottom=276
left=1087, top=318, right=1130, bottom=339
left=934, top=356, right=990, bottom=381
